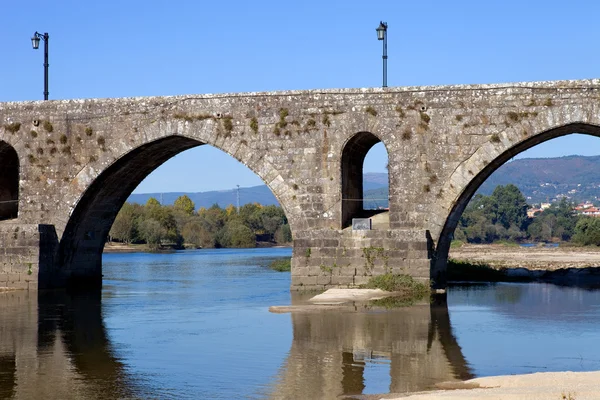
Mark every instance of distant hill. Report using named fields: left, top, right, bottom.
left=128, top=185, right=278, bottom=209
left=128, top=156, right=600, bottom=210
left=478, top=155, right=600, bottom=203
left=128, top=174, right=390, bottom=210
left=363, top=156, right=600, bottom=206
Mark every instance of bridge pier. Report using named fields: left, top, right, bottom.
left=0, top=224, right=42, bottom=290
left=0, top=223, right=102, bottom=291
left=291, top=229, right=432, bottom=290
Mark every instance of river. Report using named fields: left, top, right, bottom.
left=1, top=248, right=600, bottom=399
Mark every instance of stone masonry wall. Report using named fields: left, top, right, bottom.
left=292, top=230, right=429, bottom=290
left=2, top=80, right=600, bottom=289
left=0, top=224, right=39, bottom=290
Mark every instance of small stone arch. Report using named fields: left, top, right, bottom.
left=340, top=131, right=389, bottom=228
left=0, top=141, right=19, bottom=220
left=433, top=122, right=600, bottom=286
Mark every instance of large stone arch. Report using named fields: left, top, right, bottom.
left=0, top=141, right=19, bottom=220
left=52, top=133, right=302, bottom=288
left=340, top=131, right=390, bottom=228
left=433, top=122, right=600, bottom=285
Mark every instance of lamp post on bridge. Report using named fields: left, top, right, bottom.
left=31, top=31, right=49, bottom=100
left=376, top=21, right=388, bottom=88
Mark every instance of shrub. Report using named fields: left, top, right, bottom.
left=361, top=273, right=429, bottom=297
left=269, top=258, right=291, bottom=272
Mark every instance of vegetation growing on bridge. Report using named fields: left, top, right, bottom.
left=269, top=258, right=291, bottom=272
left=109, top=195, right=292, bottom=251
left=3, top=122, right=21, bottom=133
left=361, top=273, right=430, bottom=300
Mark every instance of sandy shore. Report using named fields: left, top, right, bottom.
left=450, top=244, right=600, bottom=270
left=386, top=370, right=600, bottom=399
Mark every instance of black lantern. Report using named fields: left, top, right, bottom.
left=31, top=32, right=49, bottom=100
left=31, top=35, right=40, bottom=50
left=376, top=22, right=387, bottom=41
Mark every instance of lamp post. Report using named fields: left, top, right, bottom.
left=31, top=32, right=49, bottom=100
left=376, top=21, right=388, bottom=88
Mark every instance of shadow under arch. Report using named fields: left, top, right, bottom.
left=341, top=131, right=389, bottom=228
left=0, top=141, right=19, bottom=220
left=433, top=123, right=600, bottom=286
left=51, top=134, right=293, bottom=289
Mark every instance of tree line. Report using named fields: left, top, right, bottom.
left=109, top=195, right=292, bottom=250
left=454, top=184, right=600, bottom=245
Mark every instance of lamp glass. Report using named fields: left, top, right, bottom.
left=376, top=24, right=386, bottom=40
left=31, top=36, right=40, bottom=49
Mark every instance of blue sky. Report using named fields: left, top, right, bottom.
left=3, top=1, right=600, bottom=193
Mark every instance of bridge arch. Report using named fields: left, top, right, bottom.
left=434, top=122, right=600, bottom=285
left=0, top=141, right=19, bottom=221
left=55, top=134, right=299, bottom=287
left=340, top=131, right=390, bottom=228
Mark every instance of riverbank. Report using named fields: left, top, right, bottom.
left=384, top=370, right=600, bottom=399
left=102, top=242, right=291, bottom=253
left=448, top=243, right=600, bottom=285
left=450, top=243, right=600, bottom=270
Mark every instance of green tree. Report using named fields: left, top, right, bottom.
left=528, top=199, right=577, bottom=242
left=573, top=217, right=600, bottom=245
left=221, top=220, right=256, bottom=248
left=110, top=202, right=137, bottom=243
left=202, top=204, right=227, bottom=233
left=146, top=197, right=161, bottom=208
left=274, top=223, right=292, bottom=244
left=174, top=195, right=195, bottom=216
left=490, top=184, right=529, bottom=230
left=182, top=218, right=215, bottom=248
left=144, top=200, right=182, bottom=247
left=456, top=185, right=529, bottom=244
left=138, top=218, right=166, bottom=250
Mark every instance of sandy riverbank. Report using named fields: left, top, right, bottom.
left=384, top=370, right=600, bottom=399
left=103, top=243, right=149, bottom=253
left=102, top=242, right=291, bottom=253
left=450, top=243, right=600, bottom=270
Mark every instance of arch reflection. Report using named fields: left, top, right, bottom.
left=0, top=291, right=137, bottom=400
left=269, top=296, right=472, bottom=399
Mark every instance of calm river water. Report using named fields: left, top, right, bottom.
left=1, top=248, right=600, bottom=399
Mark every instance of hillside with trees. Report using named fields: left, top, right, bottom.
left=453, top=184, right=600, bottom=245
left=478, top=155, right=600, bottom=203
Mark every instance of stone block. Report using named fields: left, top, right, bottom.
left=8, top=281, right=29, bottom=290
left=353, top=275, right=370, bottom=286
left=316, top=275, right=331, bottom=285
left=331, top=276, right=354, bottom=286
left=292, top=276, right=318, bottom=286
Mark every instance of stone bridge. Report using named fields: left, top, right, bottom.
left=1, top=79, right=600, bottom=290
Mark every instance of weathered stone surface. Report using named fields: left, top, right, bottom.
left=1, top=79, right=600, bottom=289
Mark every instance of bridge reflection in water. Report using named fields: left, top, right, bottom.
left=268, top=295, right=472, bottom=399
left=0, top=290, right=135, bottom=400
left=0, top=290, right=472, bottom=399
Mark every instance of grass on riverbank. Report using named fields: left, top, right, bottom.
left=269, top=258, right=291, bottom=272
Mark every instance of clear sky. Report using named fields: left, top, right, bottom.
left=3, top=1, right=600, bottom=193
